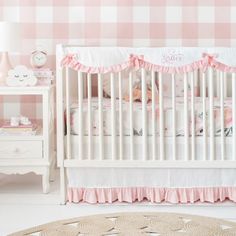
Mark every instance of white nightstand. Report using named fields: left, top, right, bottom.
left=0, top=85, right=55, bottom=193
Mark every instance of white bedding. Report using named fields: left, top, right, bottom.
left=67, top=168, right=236, bottom=188
left=70, top=97, right=233, bottom=137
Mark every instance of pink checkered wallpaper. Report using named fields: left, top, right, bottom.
left=0, top=0, right=236, bottom=123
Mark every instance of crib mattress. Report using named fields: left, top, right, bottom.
left=70, top=97, right=232, bottom=137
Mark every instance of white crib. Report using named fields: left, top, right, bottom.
left=56, top=46, right=236, bottom=204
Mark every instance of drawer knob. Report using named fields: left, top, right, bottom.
left=14, top=148, right=20, bottom=153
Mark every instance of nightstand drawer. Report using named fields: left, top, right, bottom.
left=0, top=141, right=43, bottom=158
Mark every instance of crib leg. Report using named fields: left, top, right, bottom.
left=60, top=167, right=67, bottom=205
left=49, top=157, right=56, bottom=182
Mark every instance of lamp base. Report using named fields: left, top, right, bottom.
left=0, top=52, right=13, bottom=85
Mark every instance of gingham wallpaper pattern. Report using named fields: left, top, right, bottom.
left=0, top=0, right=236, bottom=123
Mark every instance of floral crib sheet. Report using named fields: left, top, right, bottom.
left=69, top=97, right=232, bottom=137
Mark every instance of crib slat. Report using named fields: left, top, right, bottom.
left=118, top=72, right=123, bottom=160
left=202, top=71, right=207, bottom=161
left=209, top=67, right=215, bottom=161
left=111, top=73, right=117, bottom=160
left=191, top=72, right=195, bottom=161
left=87, top=73, right=92, bottom=160
left=220, top=71, right=225, bottom=160
left=195, top=70, right=199, bottom=96
left=184, top=73, right=189, bottom=161
left=141, top=68, right=147, bottom=160
left=129, top=71, right=134, bottom=160
left=172, top=73, right=176, bottom=161
left=66, top=67, right=71, bottom=159
left=78, top=72, right=83, bottom=160
left=232, top=73, right=236, bottom=161
left=83, top=74, right=87, bottom=97
left=159, top=72, right=164, bottom=161
left=98, top=73, right=104, bottom=160
left=216, top=70, right=220, bottom=97
left=152, top=71, right=156, bottom=160
left=224, top=72, right=228, bottom=98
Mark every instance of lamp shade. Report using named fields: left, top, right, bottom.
left=0, top=22, right=21, bottom=52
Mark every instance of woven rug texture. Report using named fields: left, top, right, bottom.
left=8, top=212, right=236, bottom=236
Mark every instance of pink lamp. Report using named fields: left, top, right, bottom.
left=0, top=22, right=21, bottom=85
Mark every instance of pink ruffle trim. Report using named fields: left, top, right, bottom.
left=61, top=54, right=131, bottom=74
left=61, top=53, right=236, bottom=74
left=142, top=59, right=207, bottom=74
left=210, top=60, right=236, bottom=73
left=67, top=187, right=236, bottom=204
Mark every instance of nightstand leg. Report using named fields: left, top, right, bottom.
left=49, top=158, right=56, bottom=182
left=42, top=168, right=50, bottom=194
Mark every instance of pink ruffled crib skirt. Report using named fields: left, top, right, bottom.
left=67, top=187, right=236, bottom=204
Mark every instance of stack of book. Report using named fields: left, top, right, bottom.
left=33, top=68, right=54, bottom=85
left=0, top=123, right=38, bottom=135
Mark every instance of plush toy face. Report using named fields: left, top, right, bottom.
left=6, top=65, right=37, bottom=87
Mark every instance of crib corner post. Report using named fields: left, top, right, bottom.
left=56, top=46, right=65, bottom=168
left=232, top=72, right=236, bottom=161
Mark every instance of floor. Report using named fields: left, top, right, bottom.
left=0, top=170, right=236, bottom=236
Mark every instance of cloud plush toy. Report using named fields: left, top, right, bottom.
left=6, top=65, right=37, bottom=86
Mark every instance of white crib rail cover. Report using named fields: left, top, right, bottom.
left=59, top=46, right=236, bottom=74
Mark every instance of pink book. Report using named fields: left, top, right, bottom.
left=1, top=123, right=37, bottom=132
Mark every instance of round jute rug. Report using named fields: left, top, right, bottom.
left=8, top=212, right=236, bottom=236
